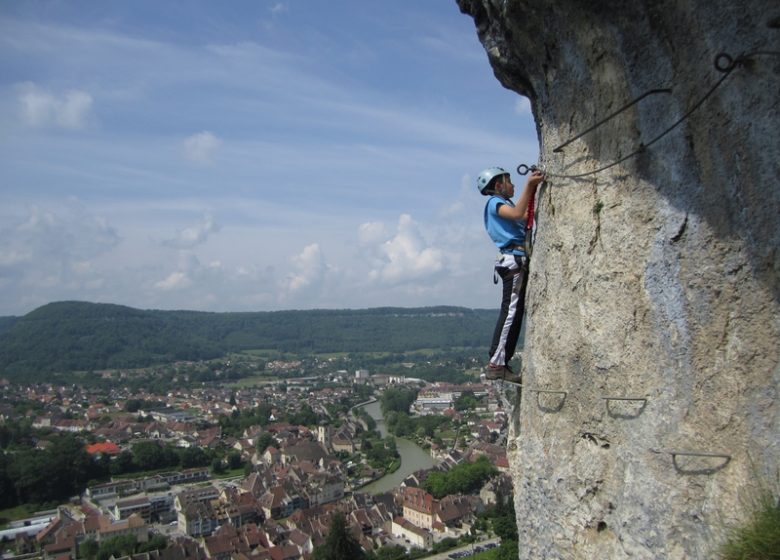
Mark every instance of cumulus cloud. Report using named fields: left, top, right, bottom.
left=155, top=270, right=190, bottom=291
left=0, top=202, right=120, bottom=313
left=17, top=82, right=93, bottom=129
left=357, top=221, right=388, bottom=248
left=153, top=252, right=217, bottom=294
left=285, top=243, right=326, bottom=294
left=182, top=131, right=222, bottom=164
left=363, top=214, right=445, bottom=285
left=12, top=203, right=120, bottom=261
left=162, top=214, right=220, bottom=249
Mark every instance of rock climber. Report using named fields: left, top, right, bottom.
left=477, top=166, right=545, bottom=383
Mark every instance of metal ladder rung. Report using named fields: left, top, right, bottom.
left=602, top=396, right=648, bottom=419
left=530, top=389, right=568, bottom=412
left=652, top=449, right=732, bottom=474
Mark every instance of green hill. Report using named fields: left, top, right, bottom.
left=0, top=301, right=496, bottom=378
left=0, top=316, right=17, bottom=336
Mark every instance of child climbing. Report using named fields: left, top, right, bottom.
left=477, top=166, right=545, bottom=383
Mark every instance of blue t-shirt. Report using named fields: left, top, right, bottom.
left=484, top=195, right=526, bottom=255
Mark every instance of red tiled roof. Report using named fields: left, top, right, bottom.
left=85, top=442, right=121, bottom=455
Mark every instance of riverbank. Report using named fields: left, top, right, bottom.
left=356, top=399, right=436, bottom=494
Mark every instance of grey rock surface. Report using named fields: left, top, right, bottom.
left=457, top=1, right=779, bottom=558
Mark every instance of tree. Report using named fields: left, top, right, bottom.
left=423, top=455, right=497, bottom=498
left=110, top=450, right=135, bottom=475
left=131, top=441, right=179, bottom=472
left=454, top=391, right=478, bottom=411
left=96, top=534, right=137, bottom=560
left=178, top=446, right=210, bottom=468
left=369, top=545, right=406, bottom=560
left=380, top=387, right=418, bottom=416
left=495, top=541, right=519, bottom=560
left=312, top=512, right=365, bottom=560
left=227, top=451, right=243, bottom=470
left=78, top=539, right=99, bottom=560
left=137, top=535, right=168, bottom=554
left=256, top=432, right=274, bottom=453
left=492, top=496, right=519, bottom=541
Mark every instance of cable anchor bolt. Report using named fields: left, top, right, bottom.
left=517, top=163, right=546, bottom=176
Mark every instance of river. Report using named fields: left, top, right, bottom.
left=358, top=399, right=436, bottom=494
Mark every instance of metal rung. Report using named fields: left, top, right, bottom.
left=652, top=449, right=732, bottom=474
left=668, top=450, right=731, bottom=460
left=602, top=396, right=648, bottom=419
left=531, top=389, right=567, bottom=412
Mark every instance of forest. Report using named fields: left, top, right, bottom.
left=0, top=301, right=496, bottom=379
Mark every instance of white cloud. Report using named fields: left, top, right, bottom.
left=162, top=214, right=220, bottom=249
left=357, top=221, right=388, bottom=248
left=0, top=5, right=542, bottom=315
left=58, top=90, right=93, bottom=127
left=285, top=243, right=326, bottom=294
left=155, top=271, right=190, bottom=291
left=365, top=214, right=445, bottom=285
left=0, top=202, right=120, bottom=312
left=12, top=202, right=120, bottom=261
left=270, top=3, right=288, bottom=15
left=182, top=131, right=222, bottom=164
left=17, top=82, right=93, bottom=129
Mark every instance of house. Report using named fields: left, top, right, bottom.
left=36, top=507, right=149, bottom=559
left=287, top=528, right=313, bottom=556
left=303, top=473, right=344, bottom=507
left=113, top=496, right=152, bottom=522
left=262, top=446, right=282, bottom=466
left=174, top=486, right=220, bottom=511
left=391, top=517, right=432, bottom=550
left=268, top=544, right=300, bottom=560
left=435, top=495, right=477, bottom=530
left=330, top=431, right=355, bottom=454
left=98, top=513, right=148, bottom=543
left=281, top=441, right=330, bottom=466
left=259, top=487, right=295, bottom=520
left=179, top=501, right=219, bottom=538
left=85, top=441, right=121, bottom=456
left=401, top=487, right=435, bottom=530
left=479, top=473, right=513, bottom=507
left=469, top=443, right=509, bottom=472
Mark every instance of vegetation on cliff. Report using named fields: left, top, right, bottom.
left=719, top=482, right=780, bottom=560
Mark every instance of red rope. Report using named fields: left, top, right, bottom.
left=526, top=192, right=535, bottom=231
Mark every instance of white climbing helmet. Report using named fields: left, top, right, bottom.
left=476, top=167, right=509, bottom=194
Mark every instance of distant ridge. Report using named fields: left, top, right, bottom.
left=0, top=301, right=496, bottom=378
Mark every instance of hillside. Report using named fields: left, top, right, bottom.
left=0, top=301, right=496, bottom=378
left=0, top=316, right=17, bottom=336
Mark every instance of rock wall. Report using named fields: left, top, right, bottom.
left=457, top=1, right=779, bottom=558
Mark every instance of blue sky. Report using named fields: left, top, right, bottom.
left=0, top=1, right=538, bottom=316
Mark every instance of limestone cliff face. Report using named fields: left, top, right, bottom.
left=457, top=1, right=779, bottom=558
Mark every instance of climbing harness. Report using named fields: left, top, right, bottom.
left=515, top=48, right=779, bottom=181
